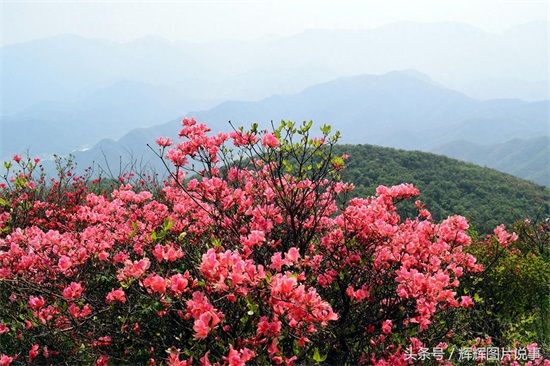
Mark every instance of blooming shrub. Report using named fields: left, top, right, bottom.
left=458, top=218, right=550, bottom=354
left=0, top=119, right=547, bottom=365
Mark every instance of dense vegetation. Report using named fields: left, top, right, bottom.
left=0, top=120, right=548, bottom=365
left=432, top=137, right=550, bottom=187
left=336, top=144, right=549, bottom=234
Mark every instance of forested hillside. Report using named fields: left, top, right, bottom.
left=336, top=144, right=549, bottom=234
left=87, top=140, right=548, bottom=235
left=432, top=136, right=550, bottom=187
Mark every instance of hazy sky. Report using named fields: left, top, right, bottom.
left=1, top=0, right=549, bottom=46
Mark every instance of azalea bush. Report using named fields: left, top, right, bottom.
left=0, top=119, right=547, bottom=365
left=461, top=218, right=550, bottom=352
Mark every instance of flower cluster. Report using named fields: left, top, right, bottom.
left=0, top=119, right=541, bottom=365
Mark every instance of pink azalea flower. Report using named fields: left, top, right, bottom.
left=262, top=132, right=279, bottom=148
left=58, top=255, right=73, bottom=271
left=28, top=296, right=45, bottom=310
left=106, top=288, right=127, bottom=304
left=62, top=282, right=84, bottom=301
left=0, top=354, right=14, bottom=365
left=193, top=312, right=221, bottom=339
left=29, top=344, right=39, bottom=362
left=143, top=275, right=168, bottom=294
left=460, top=296, right=474, bottom=308
left=156, top=137, right=173, bottom=147
left=382, top=319, right=393, bottom=334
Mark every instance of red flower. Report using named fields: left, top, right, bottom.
left=0, top=354, right=14, bottom=365
left=156, top=137, right=173, bottom=147
left=382, top=319, right=393, bottom=334
left=0, top=324, right=9, bottom=335
left=106, top=288, right=127, bottom=304
left=262, top=132, right=279, bottom=148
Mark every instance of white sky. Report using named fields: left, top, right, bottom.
left=1, top=0, right=549, bottom=46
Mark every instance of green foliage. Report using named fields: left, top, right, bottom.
left=335, top=144, right=549, bottom=234
left=460, top=219, right=550, bottom=353
left=2, top=122, right=548, bottom=364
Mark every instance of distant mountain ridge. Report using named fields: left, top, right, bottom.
left=2, top=21, right=548, bottom=159
left=2, top=80, right=189, bottom=156
left=62, top=70, right=550, bottom=186
left=431, top=137, right=550, bottom=186
left=189, top=71, right=548, bottom=152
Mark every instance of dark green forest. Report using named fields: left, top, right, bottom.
left=335, top=144, right=549, bottom=234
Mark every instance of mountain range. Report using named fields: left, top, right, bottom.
left=1, top=22, right=548, bottom=186
left=64, top=71, right=549, bottom=186
left=432, top=136, right=550, bottom=186
left=4, top=22, right=547, bottom=114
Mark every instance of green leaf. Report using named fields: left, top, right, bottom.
left=474, top=293, right=483, bottom=303
left=163, top=217, right=174, bottom=231
left=320, top=124, right=331, bottom=135
left=312, top=348, right=327, bottom=362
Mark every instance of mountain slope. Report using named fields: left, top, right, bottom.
left=76, top=140, right=550, bottom=235
left=2, top=80, right=191, bottom=155
left=2, top=21, right=547, bottom=160
left=4, top=21, right=546, bottom=116
left=431, top=137, right=550, bottom=186
left=188, top=71, right=547, bottom=149
left=66, top=71, right=548, bottom=184
left=0, top=34, right=219, bottom=115
left=335, top=144, right=549, bottom=234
